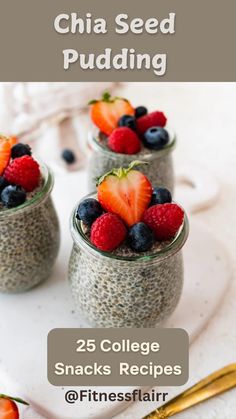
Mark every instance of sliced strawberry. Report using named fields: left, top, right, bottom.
left=97, top=161, right=152, bottom=227
left=89, top=92, right=135, bottom=136
left=8, top=136, right=18, bottom=148
left=0, top=135, right=18, bottom=176
left=0, top=394, right=28, bottom=419
left=0, top=137, right=11, bottom=175
left=0, top=398, right=19, bottom=419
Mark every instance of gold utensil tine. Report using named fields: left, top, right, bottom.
left=144, top=363, right=236, bottom=419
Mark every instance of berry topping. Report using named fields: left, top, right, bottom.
left=11, top=143, right=32, bottom=159
left=0, top=137, right=11, bottom=175
left=89, top=92, right=135, bottom=136
left=135, top=106, right=148, bottom=119
left=91, top=213, right=127, bottom=251
left=8, top=136, right=18, bottom=148
left=97, top=161, right=152, bottom=227
left=143, top=203, right=184, bottom=240
left=61, top=148, right=76, bottom=164
left=118, top=114, right=137, bottom=131
left=76, top=198, right=103, bottom=226
left=150, top=187, right=172, bottom=206
left=137, top=111, right=167, bottom=136
left=0, top=176, right=9, bottom=193
left=0, top=398, right=19, bottom=419
left=108, top=127, right=141, bottom=154
left=4, top=155, right=40, bottom=192
left=128, top=222, right=154, bottom=252
left=143, top=127, right=169, bottom=150
left=1, top=185, right=26, bottom=208
left=0, top=394, right=28, bottom=419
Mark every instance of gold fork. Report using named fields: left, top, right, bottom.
left=144, top=363, right=236, bottom=418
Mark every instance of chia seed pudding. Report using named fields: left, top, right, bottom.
left=0, top=161, right=60, bottom=293
left=87, top=128, right=176, bottom=193
left=68, top=194, right=189, bottom=328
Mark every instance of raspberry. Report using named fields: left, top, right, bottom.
left=137, top=111, right=167, bottom=136
left=91, top=213, right=127, bottom=251
left=4, top=155, right=40, bottom=192
left=143, top=203, right=184, bottom=240
left=108, top=127, right=141, bottom=154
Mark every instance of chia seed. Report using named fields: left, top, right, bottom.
left=68, top=196, right=189, bottom=328
left=0, top=164, right=60, bottom=293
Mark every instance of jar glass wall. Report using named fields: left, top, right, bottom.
left=87, top=128, right=176, bottom=193
left=0, top=162, right=60, bottom=293
left=68, top=194, right=189, bottom=328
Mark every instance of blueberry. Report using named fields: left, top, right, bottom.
left=1, top=185, right=26, bottom=208
left=62, top=149, right=76, bottom=164
left=11, top=143, right=32, bottom=159
left=135, top=106, right=148, bottom=119
left=118, top=115, right=137, bottom=131
left=143, top=127, right=169, bottom=150
left=128, top=222, right=154, bottom=252
left=0, top=176, right=9, bottom=193
left=151, top=187, right=172, bottom=206
left=76, top=198, right=103, bottom=226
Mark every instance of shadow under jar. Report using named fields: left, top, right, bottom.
left=68, top=197, right=189, bottom=328
left=0, top=162, right=60, bottom=293
left=87, top=127, right=176, bottom=193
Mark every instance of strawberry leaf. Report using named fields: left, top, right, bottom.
left=0, top=393, right=29, bottom=406
left=102, top=91, right=111, bottom=102
left=88, top=91, right=130, bottom=106
left=96, top=160, right=148, bottom=186
left=88, top=99, right=98, bottom=105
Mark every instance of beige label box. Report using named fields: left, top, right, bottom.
left=0, top=0, right=235, bottom=81
left=48, top=328, right=189, bottom=386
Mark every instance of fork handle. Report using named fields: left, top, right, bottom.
left=144, top=364, right=236, bottom=418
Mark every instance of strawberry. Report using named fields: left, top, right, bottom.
left=0, top=140, right=11, bottom=176
left=143, top=203, right=184, bottom=240
left=97, top=161, right=152, bottom=227
left=0, top=394, right=28, bottom=419
left=108, top=127, right=141, bottom=154
left=0, top=398, right=19, bottom=419
left=4, top=155, right=40, bottom=192
left=91, top=213, right=127, bottom=251
left=137, top=111, right=167, bottom=136
left=89, top=92, right=135, bottom=136
left=8, top=136, right=18, bottom=148
left=0, top=135, right=18, bottom=175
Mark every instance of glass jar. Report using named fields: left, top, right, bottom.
left=68, top=194, right=189, bottom=328
left=87, top=128, right=176, bottom=193
left=0, top=162, right=60, bottom=293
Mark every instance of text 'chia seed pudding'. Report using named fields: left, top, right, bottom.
left=87, top=92, right=176, bottom=193
left=69, top=161, right=189, bottom=328
left=0, top=136, right=60, bottom=293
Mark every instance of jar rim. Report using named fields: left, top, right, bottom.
left=0, top=159, right=54, bottom=218
left=88, top=125, right=176, bottom=161
left=70, top=193, right=189, bottom=264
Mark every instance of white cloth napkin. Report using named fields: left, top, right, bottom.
left=0, top=82, right=116, bottom=135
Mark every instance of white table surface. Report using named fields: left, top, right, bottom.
left=1, top=82, right=236, bottom=418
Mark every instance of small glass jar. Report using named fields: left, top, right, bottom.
left=0, top=162, right=60, bottom=293
left=87, top=128, right=176, bottom=193
left=68, top=195, right=189, bottom=328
